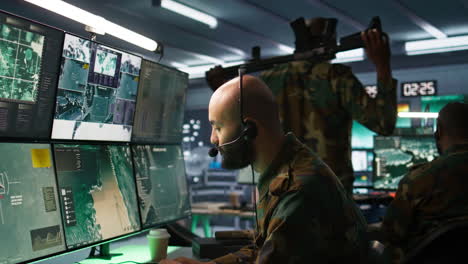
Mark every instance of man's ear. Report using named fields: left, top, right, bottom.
left=242, top=118, right=258, bottom=141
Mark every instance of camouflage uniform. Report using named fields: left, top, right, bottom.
left=381, top=143, right=468, bottom=264
left=260, top=61, right=397, bottom=193
left=213, top=133, right=370, bottom=264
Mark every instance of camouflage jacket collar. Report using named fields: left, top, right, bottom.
left=257, top=132, right=300, bottom=198
left=444, top=142, right=468, bottom=156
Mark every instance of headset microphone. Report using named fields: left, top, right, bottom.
left=208, top=147, right=218, bottom=157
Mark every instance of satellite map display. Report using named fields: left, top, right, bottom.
left=0, top=12, right=64, bottom=139
left=132, top=144, right=191, bottom=227
left=0, top=143, right=65, bottom=264
left=0, top=23, right=43, bottom=102
left=132, top=60, right=188, bottom=143
left=373, top=136, right=438, bottom=190
left=54, top=144, right=141, bottom=249
left=52, top=34, right=142, bottom=141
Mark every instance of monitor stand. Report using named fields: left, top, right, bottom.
left=87, top=243, right=123, bottom=260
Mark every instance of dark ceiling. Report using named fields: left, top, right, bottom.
left=2, top=0, right=468, bottom=77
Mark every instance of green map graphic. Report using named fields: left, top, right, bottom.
left=0, top=24, right=44, bottom=102
left=54, top=144, right=141, bottom=248
left=0, top=143, right=65, bottom=264
left=374, top=136, right=438, bottom=189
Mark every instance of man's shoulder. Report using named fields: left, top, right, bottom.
left=398, top=155, right=457, bottom=196
left=275, top=147, right=339, bottom=194
left=403, top=153, right=462, bottom=183
left=266, top=134, right=342, bottom=196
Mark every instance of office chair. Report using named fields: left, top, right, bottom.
left=402, top=220, right=468, bottom=264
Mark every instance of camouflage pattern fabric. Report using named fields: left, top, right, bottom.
left=260, top=61, right=397, bottom=193
left=381, top=143, right=468, bottom=264
left=213, top=133, right=370, bottom=264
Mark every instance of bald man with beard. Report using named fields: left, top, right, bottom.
left=162, top=75, right=370, bottom=264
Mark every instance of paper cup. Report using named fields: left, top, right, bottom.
left=147, top=228, right=171, bottom=262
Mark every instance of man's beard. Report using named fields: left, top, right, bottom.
left=218, top=138, right=252, bottom=170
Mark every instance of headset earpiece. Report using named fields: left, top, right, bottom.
left=242, top=120, right=257, bottom=141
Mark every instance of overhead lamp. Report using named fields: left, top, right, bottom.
left=278, top=44, right=294, bottom=54
left=170, top=62, right=187, bottom=69
left=24, top=0, right=159, bottom=51
left=398, top=112, right=439, bottom=118
left=331, top=48, right=364, bottom=63
left=159, top=0, right=218, bottom=29
left=177, top=60, right=245, bottom=79
left=405, top=35, right=468, bottom=55
left=103, top=22, right=158, bottom=51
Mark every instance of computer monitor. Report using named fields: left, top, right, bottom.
left=53, top=144, right=141, bottom=249
left=0, top=143, right=66, bottom=264
left=373, top=135, right=438, bottom=190
left=132, top=144, right=191, bottom=228
left=352, top=149, right=374, bottom=187
left=0, top=11, right=64, bottom=139
left=132, top=60, right=188, bottom=144
left=351, top=121, right=376, bottom=149
left=52, top=34, right=142, bottom=142
left=396, top=103, right=411, bottom=128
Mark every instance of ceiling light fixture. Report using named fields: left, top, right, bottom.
left=160, top=0, right=218, bottom=29
left=277, top=44, right=294, bottom=54
left=178, top=60, right=245, bottom=79
left=331, top=48, right=364, bottom=63
left=397, top=112, right=439, bottom=118
left=405, top=35, right=468, bottom=55
left=24, top=0, right=159, bottom=51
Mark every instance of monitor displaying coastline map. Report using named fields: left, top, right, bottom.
left=53, top=144, right=141, bottom=249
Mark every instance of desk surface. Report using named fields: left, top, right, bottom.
left=77, top=246, right=193, bottom=264
left=32, top=233, right=196, bottom=264
left=191, top=202, right=255, bottom=217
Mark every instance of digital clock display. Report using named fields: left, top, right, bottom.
left=401, top=80, right=437, bottom=97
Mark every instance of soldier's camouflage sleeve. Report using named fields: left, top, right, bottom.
left=255, top=190, right=326, bottom=264
left=331, top=63, right=397, bottom=136
left=213, top=191, right=324, bottom=264
left=381, top=181, right=413, bottom=264
left=380, top=164, right=428, bottom=264
left=212, top=244, right=257, bottom=264
left=213, top=190, right=365, bottom=264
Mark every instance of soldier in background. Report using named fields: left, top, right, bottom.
left=207, top=17, right=397, bottom=194
left=381, top=102, right=468, bottom=263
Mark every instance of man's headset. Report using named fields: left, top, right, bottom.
left=208, top=67, right=257, bottom=157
